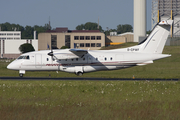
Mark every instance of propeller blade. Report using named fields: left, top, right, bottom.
left=47, top=51, right=53, bottom=56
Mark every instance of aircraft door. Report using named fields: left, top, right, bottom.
left=35, top=54, right=42, bottom=68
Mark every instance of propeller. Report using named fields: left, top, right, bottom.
left=47, top=49, right=58, bottom=62
left=48, top=49, right=53, bottom=56
left=47, top=48, right=55, bottom=63
left=47, top=48, right=60, bottom=72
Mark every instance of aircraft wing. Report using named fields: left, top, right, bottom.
left=69, top=49, right=88, bottom=57
left=51, top=49, right=88, bottom=60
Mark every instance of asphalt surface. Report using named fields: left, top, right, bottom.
left=0, top=77, right=179, bottom=81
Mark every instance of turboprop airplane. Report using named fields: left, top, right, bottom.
left=7, top=20, right=173, bottom=77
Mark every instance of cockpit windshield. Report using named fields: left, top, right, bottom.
left=17, top=55, right=30, bottom=60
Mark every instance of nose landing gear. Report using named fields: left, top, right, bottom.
left=19, top=70, right=25, bottom=77
left=19, top=73, right=23, bottom=77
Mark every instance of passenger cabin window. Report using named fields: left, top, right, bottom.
left=17, top=55, right=30, bottom=60
left=47, top=58, right=49, bottom=61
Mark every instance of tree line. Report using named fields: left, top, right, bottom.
left=0, top=22, right=133, bottom=39
left=0, top=22, right=50, bottom=39
left=76, top=22, right=133, bottom=35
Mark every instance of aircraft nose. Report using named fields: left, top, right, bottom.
left=7, top=62, right=17, bottom=70
left=7, top=63, right=13, bottom=70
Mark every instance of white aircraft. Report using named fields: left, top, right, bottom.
left=7, top=20, right=173, bottom=77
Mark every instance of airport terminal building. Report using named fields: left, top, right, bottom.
left=38, top=28, right=105, bottom=50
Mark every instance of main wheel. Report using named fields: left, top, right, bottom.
left=76, top=72, right=83, bottom=76
left=19, top=73, right=23, bottom=77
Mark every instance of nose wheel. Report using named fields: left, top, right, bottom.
left=19, top=73, right=23, bottom=77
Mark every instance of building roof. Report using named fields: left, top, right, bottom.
left=118, top=32, right=134, bottom=36
left=70, top=30, right=101, bottom=33
left=46, top=27, right=101, bottom=33
left=46, top=27, right=68, bottom=33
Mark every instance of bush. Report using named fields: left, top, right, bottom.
left=19, top=43, right=35, bottom=53
left=60, top=46, right=69, bottom=49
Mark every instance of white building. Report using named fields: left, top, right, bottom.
left=0, top=31, right=21, bottom=40
left=0, top=31, right=38, bottom=58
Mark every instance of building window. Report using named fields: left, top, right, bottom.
left=74, top=43, right=79, bottom=48
left=74, top=36, right=79, bottom=40
left=80, top=43, right=84, bottom=47
left=96, top=43, right=101, bottom=47
left=14, top=33, right=20, bottom=35
left=91, top=36, right=95, bottom=40
left=91, top=43, right=95, bottom=47
left=7, top=33, right=13, bottom=36
left=85, top=43, right=90, bottom=47
left=80, top=36, right=84, bottom=40
left=97, top=36, right=101, bottom=40
left=86, top=36, right=90, bottom=40
left=65, top=35, right=71, bottom=48
left=0, top=33, right=6, bottom=35
left=51, top=35, right=57, bottom=49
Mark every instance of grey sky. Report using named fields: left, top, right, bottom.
left=1, top=0, right=152, bottom=31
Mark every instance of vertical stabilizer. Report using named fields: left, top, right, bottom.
left=138, top=20, right=173, bottom=53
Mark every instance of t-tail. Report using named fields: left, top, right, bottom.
left=131, top=20, right=173, bottom=54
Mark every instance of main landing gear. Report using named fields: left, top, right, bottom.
left=76, top=72, right=83, bottom=76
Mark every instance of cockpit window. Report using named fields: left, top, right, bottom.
left=17, top=56, right=24, bottom=59
left=26, top=56, right=29, bottom=59
left=17, top=55, right=30, bottom=60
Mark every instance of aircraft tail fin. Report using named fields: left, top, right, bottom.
left=138, top=20, right=173, bottom=53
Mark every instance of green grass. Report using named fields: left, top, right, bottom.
left=0, top=44, right=180, bottom=119
left=1, top=80, right=180, bottom=119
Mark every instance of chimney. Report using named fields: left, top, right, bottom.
left=34, top=31, right=36, bottom=40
